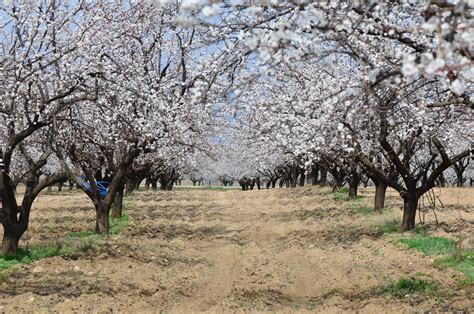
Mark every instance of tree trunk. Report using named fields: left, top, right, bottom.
left=299, top=171, right=306, bottom=187
left=58, top=182, right=63, bottom=192
left=95, top=203, right=109, bottom=234
left=271, top=179, right=277, bottom=188
left=290, top=170, right=298, bottom=188
left=125, top=178, right=135, bottom=195
left=374, top=181, right=387, bottom=211
left=2, top=229, right=19, bottom=256
left=160, top=180, right=167, bottom=190
left=1, top=169, right=66, bottom=255
left=144, top=177, right=151, bottom=191
left=401, top=193, right=419, bottom=231
left=311, top=164, right=319, bottom=185
left=151, top=180, right=157, bottom=190
left=1, top=172, right=23, bottom=255
left=319, top=168, right=327, bottom=186
left=348, top=174, right=360, bottom=199
left=111, top=186, right=124, bottom=218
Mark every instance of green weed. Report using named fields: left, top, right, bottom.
left=110, top=213, right=129, bottom=235
left=0, top=238, right=98, bottom=271
left=399, top=236, right=455, bottom=256
left=434, top=251, right=474, bottom=286
left=379, top=277, right=439, bottom=298
left=69, top=230, right=95, bottom=238
left=349, top=203, right=373, bottom=215
left=332, top=187, right=365, bottom=202
left=373, top=219, right=401, bottom=236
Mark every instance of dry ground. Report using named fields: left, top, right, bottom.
left=0, top=186, right=473, bottom=313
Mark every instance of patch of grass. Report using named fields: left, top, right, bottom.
left=349, top=203, right=373, bottom=215
left=0, top=271, right=8, bottom=283
left=373, top=219, right=401, bottom=236
left=373, top=220, right=433, bottom=238
left=434, top=251, right=474, bottom=286
left=411, top=225, right=429, bottom=235
left=0, top=257, right=21, bottom=271
left=333, top=188, right=365, bottom=202
left=0, top=238, right=98, bottom=271
left=290, top=303, right=302, bottom=310
left=380, top=277, right=439, bottom=298
left=380, top=207, right=393, bottom=212
left=110, top=213, right=129, bottom=235
left=53, top=216, right=75, bottom=224
left=235, top=299, right=248, bottom=307
left=122, top=198, right=130, bottom=210
left=334, top=193, right=364, bottom=202
left=46, top=226, right=59, bottom=233
left=399, top=236, right=455, bottom=256
left=69, top=230, right=96, bottom=238
left=415, top=271, right=432, bottom=277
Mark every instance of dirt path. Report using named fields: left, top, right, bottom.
left=0, top=187, right=473, bottom=312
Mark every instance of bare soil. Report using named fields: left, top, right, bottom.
left=0, top=186, right=473, bottom=313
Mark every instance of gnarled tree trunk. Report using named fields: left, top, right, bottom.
left=266, top=180, right=271, bottom=189
left=348, top=173, right=360, bottom=199
left=1, top=170, right=65, bottom=254
left=111, top=185, right=124, bottom=218
left=401, top=192, right=419, bottom=231
left=95, top=202, right=109, bottom=234
left=125, top=177, right=136, bottom=194
left=374, top=181, right=387, bottom=211
left=310, top=164, right=319, bottom=185
left=2, top=228, right=20, bottom=256
left=299, top=171, right=306, bottom=187
left=319, top=167, right=328, bottom=186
